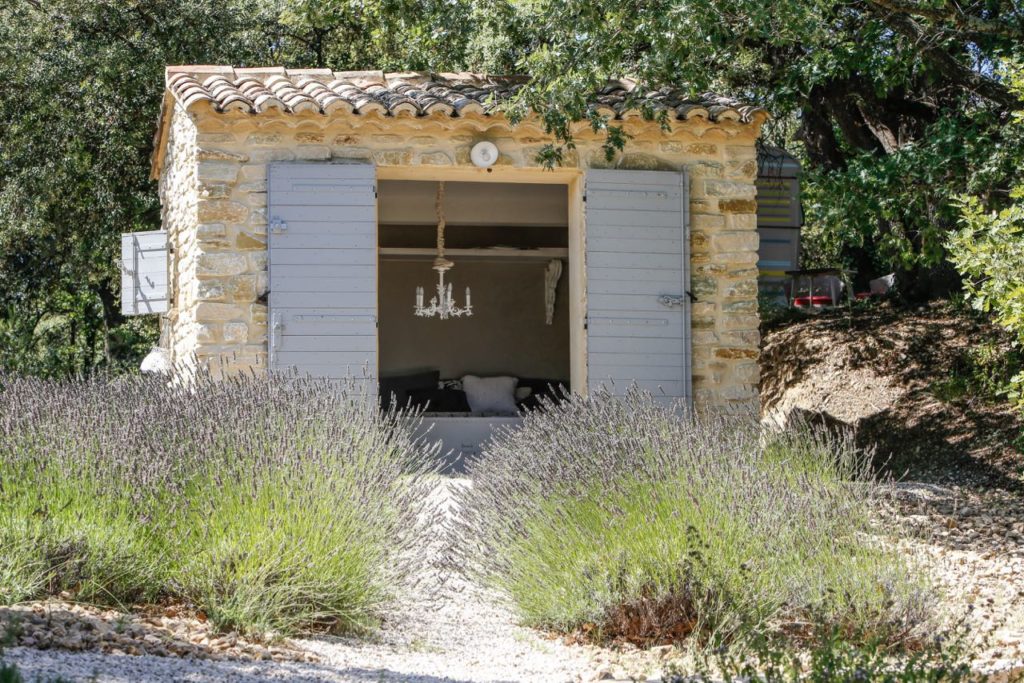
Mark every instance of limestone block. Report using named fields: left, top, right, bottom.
left=196, top=324, right=220, bottom=344
left=685, top=143, right=718, bottom=156
left=721, top=313, right=761, bottom=330
left=719, top=198, right=757, bottom=214
left=712, top=348, right=761, bottom=362
left=617, top=153, right=675, bottom=171
left=704, top=180, right=756, bottom=198
left=295, top=132, right=325, bottom=144
left=373, top=150, right=413, bottom=165
left=256, top=272, right=269, bottom=297
left=224, top=274, right=257, bottom=301
left=724, top=145, right=756, bottom=161
left=199, top=183, right=231, bottom=200
left=691, top=198, right=717, bottom=213
left=690, top=275, right=718, bottom=298
left=296, top=145, right=331, bottom=160
left=692, top=302, right=716, bottom=318
left=249, top=320, right=268, bottom=344
left=238, top=164, right=266, bottom=181
left=722, top=299, right=758, bottom=313
left=733, top=362, right=760, bottom=383
left=726, top=159, right=758, bottom=179
left=197, top=133, right=238, bottom=144
left=718, top=330, right=760, bottom=347
left=249, top=149, right=296, bottom=163
left=197, top=253, right=247, bottom=277
left=246, top=133, right=281, bottom=146
left=332, top=146, right=372, bottom=160
left=726, top=213, right=757, bottom=229
left=198, top=200, right=249, bottom=224
left=197, top=148, right=248, bottom=163
left=197, top=280, right=225, bottom=300
left=691, top=231, right=710, bottom=255
left=248, top=252, right=268, bottom=273
left=722, top=279, right=758, bottom=298
left=691, top=315, right=716, bottom=330
left=692, top=214, right=726, bottom=230
left=726, top=266, right=760, bottom=279
left=195, top=302, right=245, bottom=322
left=692, top=330, right=719, bottom=346
left=249, top=303, right=268, bottom=324
left=712, top=231, right=759, bottom=252
left=196, top=223, right=227, bottom=242
left=687, top=162, right=724, bottom=179
left=236, top=231, right=266, bottom=250
left=418, top=151, right=453, bottom=165
left=238, top=180, right=267, bottom=193
left=223, top=322, right=249, bottom=344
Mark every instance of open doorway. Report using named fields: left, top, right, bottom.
left=377, top=180, right=570, bottom=434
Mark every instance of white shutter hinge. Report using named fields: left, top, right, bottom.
left=270, top=217, right=288, bottom=234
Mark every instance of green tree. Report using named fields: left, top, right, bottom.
left=0, top=0, right=468, bottom=376
left=462, top=0, right=1024, bottom=288
left=948, top=62, right=1024, bottom=403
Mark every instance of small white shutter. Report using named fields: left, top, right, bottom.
left=268, top=163, right=378, bottom=389
left=120, top=230, right=169, bottom=315
left=585, top=169, right=691, bottom=404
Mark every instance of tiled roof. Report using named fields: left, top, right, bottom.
left=165, top=66, right=765, bottom=124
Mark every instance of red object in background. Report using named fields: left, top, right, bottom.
left=793, top=295, right=834, bottom=307
left=855, top=292, right=872, bottom=300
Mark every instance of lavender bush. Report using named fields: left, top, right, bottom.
left=456, top=388, right=933, bottom=648
left=0, top=371, right=437, bottom=636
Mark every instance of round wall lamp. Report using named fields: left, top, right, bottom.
left=470, top=141, right=499, bottom=168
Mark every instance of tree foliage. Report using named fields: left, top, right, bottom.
left=947, top=62, right=1024, bottom=402
left=0, top=0, right=467, bottom=375
left=464, top=0, right=1024, bottom=284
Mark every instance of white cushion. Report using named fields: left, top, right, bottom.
left=462, top=375, right=519, bottom=414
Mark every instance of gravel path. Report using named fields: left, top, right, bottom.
left=3, top=478, right=605, bottom=683
left=4, top=478, right=1023, bottom=682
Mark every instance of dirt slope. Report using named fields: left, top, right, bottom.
left=760, top=301, right=1024, bottom=489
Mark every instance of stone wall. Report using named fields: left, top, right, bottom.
left=158, top=106, right=200, bottom=368
left=158, top=101, right=764, bottom=409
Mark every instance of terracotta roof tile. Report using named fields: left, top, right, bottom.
left=164, top=66, right=764, bottom=124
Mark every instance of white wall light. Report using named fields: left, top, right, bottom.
left=470, top=141, right=499, bottom=168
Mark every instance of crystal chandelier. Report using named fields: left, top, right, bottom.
left=414, top=181, right=473, bottom=319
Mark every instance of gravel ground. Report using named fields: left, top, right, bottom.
left=4, top=477, right=1023, bottom=682
left=880, top=482, right=1024, bottom=680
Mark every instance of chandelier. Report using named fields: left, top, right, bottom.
left=414, top=181, right=473, bottom=319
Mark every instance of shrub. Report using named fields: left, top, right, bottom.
left=0, top=371, right=436, bottom=636
left=676, top=624, right=975, bottom=682
left=456, top=389, right=933, bottom=649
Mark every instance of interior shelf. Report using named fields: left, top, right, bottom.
left=379, top=247, right=568, bottom=262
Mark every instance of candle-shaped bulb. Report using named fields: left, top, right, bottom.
left=465, top=287, right=471, bottom=307
left=416, top=286, right=423, bottom=308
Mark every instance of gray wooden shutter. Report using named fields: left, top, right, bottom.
left=585, top=169, right=691, bottom=404
left=268, top=163, right=378, bottom=388
left=120, top=230, right=169, bottom=315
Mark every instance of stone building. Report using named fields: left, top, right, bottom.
left=132, top=65, right=766, bottom=450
